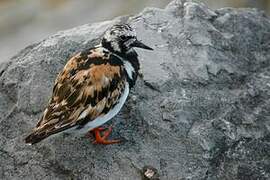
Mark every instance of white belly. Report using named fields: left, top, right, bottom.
left=74, top=82, right=130, bottom=135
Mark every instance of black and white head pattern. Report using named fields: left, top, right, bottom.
left=102, top=24, right=137, bottom=53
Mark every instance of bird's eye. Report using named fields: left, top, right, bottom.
left=120, top=35, right=129, bottom=41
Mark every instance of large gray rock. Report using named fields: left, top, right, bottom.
left=1, top=0, right=270, bottom=179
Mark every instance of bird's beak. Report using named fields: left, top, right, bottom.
left=132, top=40, right=153, bottom=50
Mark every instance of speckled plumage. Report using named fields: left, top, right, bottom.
left=25, top=24, right=152, bottom=144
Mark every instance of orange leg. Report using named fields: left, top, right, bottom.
left=86, top=126, right=120, bottom=145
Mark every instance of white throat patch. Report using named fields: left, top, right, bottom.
left=124, top=61, right=135, bottom=80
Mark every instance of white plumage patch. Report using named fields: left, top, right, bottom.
left=76, top=82, right=129, bottom=134
left=124, top=61, right=135, bottom=80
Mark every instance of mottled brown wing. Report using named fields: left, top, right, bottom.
left=25, top=48, right=126, bottom=144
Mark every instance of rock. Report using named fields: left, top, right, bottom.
left=1, top=0, right=270, bottom=179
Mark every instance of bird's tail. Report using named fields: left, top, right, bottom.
left=25, top=123, right=75, bottom=145
left=24, top=130, right=48, bottom=145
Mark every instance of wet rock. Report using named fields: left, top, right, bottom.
left=0, top=0, right=270, bottom=179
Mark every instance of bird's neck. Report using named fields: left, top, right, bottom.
left=122, top=51, right=140, bottom=88
left=98, top=43, right=140, bottom=88
left=112, top=48, right=140, bottom=88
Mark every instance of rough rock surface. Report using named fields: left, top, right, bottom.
left=1, top=0, right=270, bottom=179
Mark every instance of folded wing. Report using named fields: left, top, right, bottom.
left=25, top=49, right=125, bottom=144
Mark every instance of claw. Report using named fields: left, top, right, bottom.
left=87, top=126, right=120, bottom=145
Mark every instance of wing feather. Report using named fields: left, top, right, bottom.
left=25, top=48, right=126, bottom=144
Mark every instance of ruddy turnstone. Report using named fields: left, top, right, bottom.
left=25, top=23, right=153, bottom=145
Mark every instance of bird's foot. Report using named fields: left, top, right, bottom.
left=86, top=126, right=120, bottom=145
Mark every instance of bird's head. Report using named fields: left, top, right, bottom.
left=101, top=24, right=153, bottom=54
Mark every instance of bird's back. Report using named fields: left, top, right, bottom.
left=25, top=46, right=128, bottom=144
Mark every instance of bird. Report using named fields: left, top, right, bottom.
left=24, top=23, right=153, bottom=145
